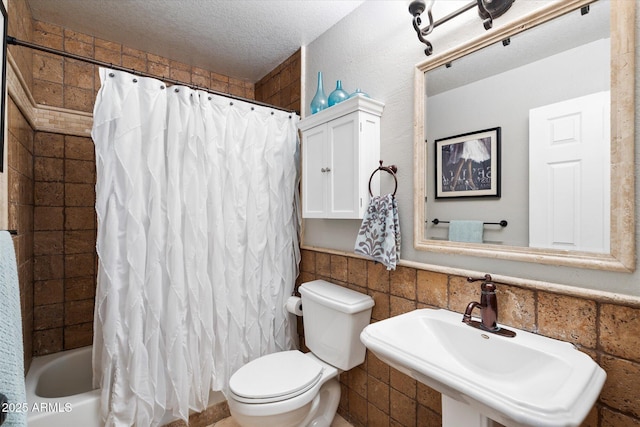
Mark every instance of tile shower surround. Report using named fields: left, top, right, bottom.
left=297, top=250, right=640, bottom=427
left=6, top=0, right=300, bottom=422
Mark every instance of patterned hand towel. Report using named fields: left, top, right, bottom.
left=354, top=194, right=401, bottom=270
left=0, top=231, right=27, bottom=427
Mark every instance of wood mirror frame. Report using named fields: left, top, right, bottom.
left=413, top=0, right=635, bottom=272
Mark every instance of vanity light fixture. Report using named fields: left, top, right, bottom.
left=408, top=0, right=515, bottom=56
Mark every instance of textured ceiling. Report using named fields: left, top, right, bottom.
left=26, top=0, right=365, bottom=83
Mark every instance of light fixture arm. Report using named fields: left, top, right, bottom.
left=408, top=0, right=515, bottom=56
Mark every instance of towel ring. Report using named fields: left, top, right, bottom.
left=368, top=160, right=398, bottom=197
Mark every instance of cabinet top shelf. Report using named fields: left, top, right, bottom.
left=298, top=95, right=385, bottom=131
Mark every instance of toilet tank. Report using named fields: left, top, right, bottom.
left=299, top=280, right=374, bottom=371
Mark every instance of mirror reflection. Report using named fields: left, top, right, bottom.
left=414, top=0, right=635, bottom=271
left=425, top=1, right=610, bottom=252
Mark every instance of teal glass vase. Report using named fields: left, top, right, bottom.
left=348, top=88, right=370, bottom=98
left=310, top=72, right=328, bottom=114
left=328, top=80, right=349, bottom=107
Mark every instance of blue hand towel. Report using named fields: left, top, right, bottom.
left=449, top=220, right=484, bottom=243
left=0, top=231, right=27, bottom=427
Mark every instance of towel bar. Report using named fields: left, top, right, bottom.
left=431, top=218, right=508, bottom=227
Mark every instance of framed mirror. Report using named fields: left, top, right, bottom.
left=413, top=0, right=635, bottom=272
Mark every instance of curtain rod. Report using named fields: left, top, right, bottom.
left=6, top=35, right=297, bottom=114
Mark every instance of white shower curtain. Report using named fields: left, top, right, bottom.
left=91, top=68, right=301, bottom=426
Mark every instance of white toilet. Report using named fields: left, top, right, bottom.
left=227, top=279, right=375, bottom=427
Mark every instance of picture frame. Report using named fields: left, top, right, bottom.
left=435, top=127, right=501, bottom=199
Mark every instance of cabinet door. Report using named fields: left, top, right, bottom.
left=302, top=124, right=328, bottom=218
left=327, top=113, right=360, bottom=218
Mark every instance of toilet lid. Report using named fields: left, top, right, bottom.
left=229, top=350, right=324, bottom=403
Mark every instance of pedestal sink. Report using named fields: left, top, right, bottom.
left=360, top=308, right=606, bottom=427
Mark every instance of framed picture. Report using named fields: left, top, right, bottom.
left=435, top=127, right=501, bottom=199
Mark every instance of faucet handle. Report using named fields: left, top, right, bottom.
left=467, top=273, right=492, bottom=283
left=468, top=274, right=496, bottom=292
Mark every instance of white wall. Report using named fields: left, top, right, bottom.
left=302, top=1, right=640, bottom=297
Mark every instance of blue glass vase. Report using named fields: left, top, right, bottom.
left=348, top=88, right=370, bottom=98
left=310, top=72, right=328, bottom=114
left=328, top=80, right=349, bottom=107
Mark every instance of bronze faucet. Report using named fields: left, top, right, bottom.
left=462, top=274, right=516, bottom=338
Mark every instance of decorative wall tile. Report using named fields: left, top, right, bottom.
left=600, top=355, right=640, bottom=418
left=600, top=304, right=640, bottom=362
left=496, top=284, right=536, bottom=331
left=34, top=206, right=63, bottom=230
left=390, top=388, right=416, bottom=427
left=65, top=159, right=95, bottom=183
left=390, top=368, right=416, bottom=400
left=64, top=207, right=95, bottom=230
left=390, top=266, right=416, bottom=300
left=33, top=231, right=63, bottom=255
left=33, top=280, right=64, bottom=306
left=33, top=328, right=63, bottom=356
left=416, top=270, right=447, bottom=308
left=301, top=249, right=316, bottom=273
left=34, top=303, right=63, bottom=330
left=64, top=276, right=96, bottom=301
left=33, top=79, right=63, bottom=107
left=331, top=254, right=348, bottom=282
left=348, top=257, right=368, bottom=288
left=448, top=275, right=478, bottom=313
left=316, top=252, right=331, bottom=278
left=63, top=322, right=93, bottom=349
left=64, top=135, right=94, bottom=160
left=33, top=53, right=63, bottom=84
left=34, top=156, right=64, bottom=181
left=64, top=298, right=95, bottom=325
left=34, top=182, right=63, bottom=207
left=367, top=262, right=390, bottom=293
left=64, top=59, right=94, bottom=89
left=34, top=132, right=64, bottom=158
left=368, top=375, right=390, bottom=413
left=538, top=293, right=597, bottom=348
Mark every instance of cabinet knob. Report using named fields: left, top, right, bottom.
left=325, top=167, right=331, bottom=172
left=321, top=168, right=326, bottom=172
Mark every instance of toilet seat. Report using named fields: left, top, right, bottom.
left=229, top=350, right=324, bottom=404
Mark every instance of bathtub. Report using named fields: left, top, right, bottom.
left=25, top=346, right=100, bottom=427
left=25, top=345, right=227, bottom=426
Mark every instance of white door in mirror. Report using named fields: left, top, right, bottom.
left=529, top=91, right=610, bottom=252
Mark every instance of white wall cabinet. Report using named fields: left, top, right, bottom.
left=299, top=96, right=384, bottom=219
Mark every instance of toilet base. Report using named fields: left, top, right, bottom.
left=302, top=378, right=340, bottom=427
left=229, top=378, right=341, bottom=427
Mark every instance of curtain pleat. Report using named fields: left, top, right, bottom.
left=92, top=68, right=300, bottom=426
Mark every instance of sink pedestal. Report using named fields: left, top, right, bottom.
left=443, top=396, right=496, bottom=427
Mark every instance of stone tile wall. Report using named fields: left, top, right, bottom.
left=32, top=132, right=96, bottom=355
left=297, top=249, right=640, bottom=427
left=255, top=49, right=301, bottom=112
left=7, top=97, right=35, bottom=372
left=7, top=0, right=35, bottom=372
left=31, top=21, right=254, bottom=112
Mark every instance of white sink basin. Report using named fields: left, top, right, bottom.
left=360, top=308, right=606, bottom=427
